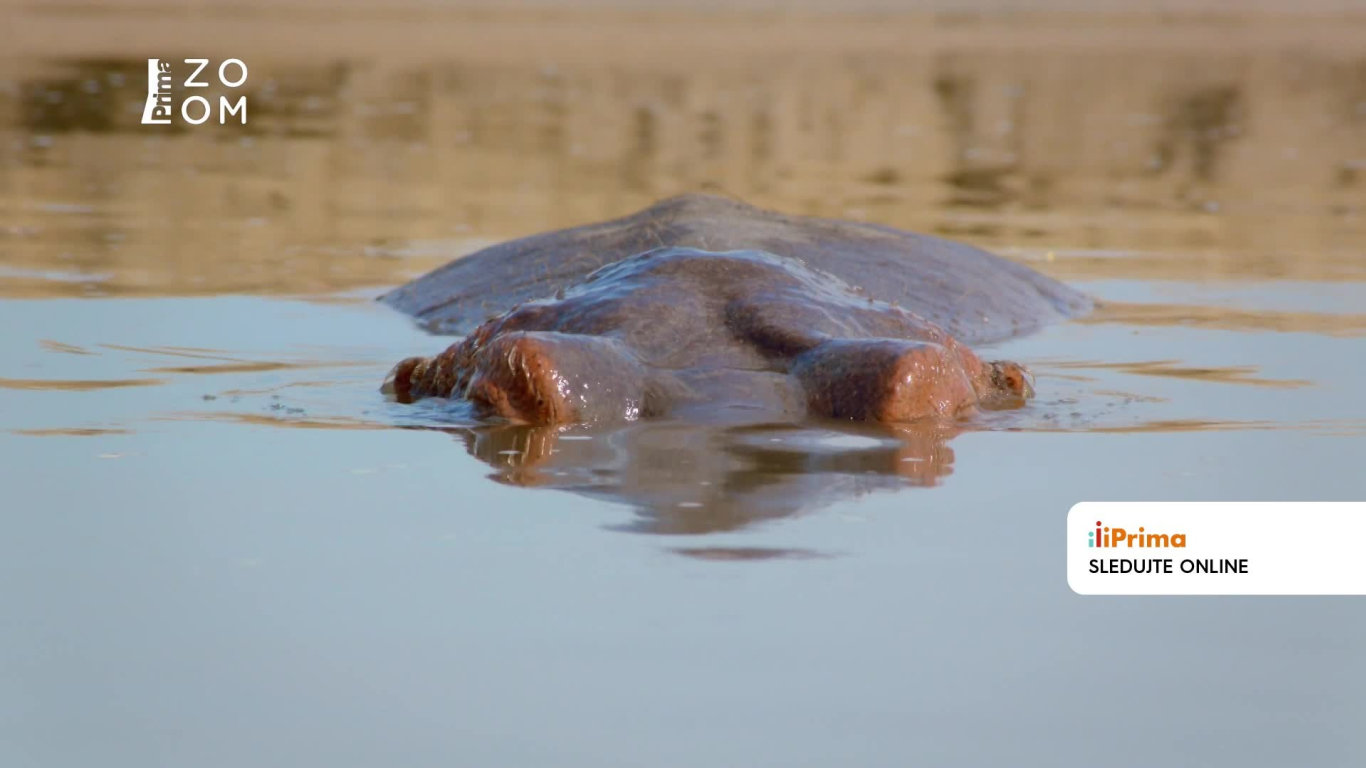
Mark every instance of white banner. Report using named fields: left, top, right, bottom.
left=1067, top=501, right=1366, bottom=595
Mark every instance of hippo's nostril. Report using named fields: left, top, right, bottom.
left=381, top=356, right=426, bottom=403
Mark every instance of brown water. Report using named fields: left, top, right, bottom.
left=2, top=4, right=1365, bottom=767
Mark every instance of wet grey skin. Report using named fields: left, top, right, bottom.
left=380, top=194, right=1090, bottom=425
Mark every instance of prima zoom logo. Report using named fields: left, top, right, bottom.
left=141, top=58, right=248, bottom=126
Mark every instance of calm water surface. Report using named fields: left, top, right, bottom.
left=2, top=5, right=1365, bottom=767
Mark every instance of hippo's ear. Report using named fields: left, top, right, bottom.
left=987, top=360, right=1035, bottom=401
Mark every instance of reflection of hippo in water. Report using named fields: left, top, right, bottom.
left=381, top=194, right=1089, bottom=425
left=452, top=418, right=962, bottom=540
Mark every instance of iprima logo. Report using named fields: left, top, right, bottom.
left=1088, top=521, right=1187, bottom=548
left=141, top=59, right=248, bottom=126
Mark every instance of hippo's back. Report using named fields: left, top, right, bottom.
left=380, top=194, right=1091, bottom=345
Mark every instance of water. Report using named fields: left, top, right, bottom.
left=2, top=4, right=1365, bottom=766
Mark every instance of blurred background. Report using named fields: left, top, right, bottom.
left=3, top=0, right=1363, bottom=298
left=3, top=3, right=1366, bottom=768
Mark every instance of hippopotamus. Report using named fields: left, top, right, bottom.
left=380, top=194, right=1089, bottom=426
